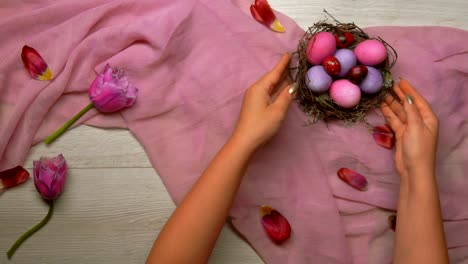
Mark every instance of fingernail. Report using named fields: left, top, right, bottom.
left=406, top=94, right=413, bottom=105
left=288, top=82, right=298, bottom=95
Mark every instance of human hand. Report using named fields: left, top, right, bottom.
left=380, top=79, right=439, bottom=180
left=232, top=53, right=297, bottom=151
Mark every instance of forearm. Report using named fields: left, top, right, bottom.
left=147, top=135, right=255, bottom=264
left=394, top=169, right=449, bottom=264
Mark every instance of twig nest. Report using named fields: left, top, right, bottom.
left=290, top=13, right=397, bottom=124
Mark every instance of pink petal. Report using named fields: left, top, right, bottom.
left=373, top=125, right=395, bottom=149
left=337, top=168, right=368, bottom=191
left=0, top=166, right=30, bottom=190
left=260, top=205, right=291, bottom=244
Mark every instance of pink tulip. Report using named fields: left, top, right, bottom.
left=7, top=154, right=67, bottom=259
left=45, top=64, right=138, bottom=144
left=89, top=64, right=138, bottom=113
left=33, top=154, right=67, bottom=200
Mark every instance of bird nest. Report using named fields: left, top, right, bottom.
left=289, top=13, right=398, bottom=124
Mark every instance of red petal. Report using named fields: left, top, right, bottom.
left=337, top=168, right=368, bottom=191
left=250, top=5, right=264, bottom=23
left=260, top=206, right=291, bottom=244
left=373, top=125, right=395, bottom=149
left=0, top=166, right=30, bottom=190
left=21, top=45, right=53, bottom=80
left=251, top=0, right=276, bottom=26
left=388, top=214, right=397, bottom=231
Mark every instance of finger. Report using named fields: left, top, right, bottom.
left=384, top=84, right=407, bottom=123
left=262, top=53, right=291, bottom=88
left=271, top=74, right=292, bottom=100
left=403, top=92, right=423, bottom=125
left=398, top=78, right=436, bottom=119
left=272, top=82, right=296, bottom=115
left=380, top=102, right=403, bottom=132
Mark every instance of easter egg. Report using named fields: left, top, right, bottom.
left=334, top=49, right=357, bottom=77
left=306, top=32, right=337, bottom=65
left=323, top=56, right=341, bottom=76
left=359, top=66, right=383, bottom=94
left=354, top=40, right=387, bottom=66
left=335, top=32, right=355, bottom=48
left=330, top=79, right=361, bottom=108
left=306, top=66, right=332, bottom=93
left=348, top=65, right=368, bottom=85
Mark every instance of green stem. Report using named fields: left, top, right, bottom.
left=44, top=102, right=94, bottom=145
left=7, top=200, right=55, bottom=259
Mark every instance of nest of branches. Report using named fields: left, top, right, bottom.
left=289, top=13, right=398, bottom=124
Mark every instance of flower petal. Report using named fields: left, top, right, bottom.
left=21, top=45, right=53, bottom=81
left=250, top=0, right=285, bottom=33
left=260, top=205, right=291, bottom=244
left=388, top=214, right=397, bottom=231
left=337, top=168, right=368, bottom=191
left=373, top=125, right=395, bottom=149
left=0, top=166, right=30, bottom=190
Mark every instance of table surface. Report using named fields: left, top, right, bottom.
left=1, top=1, right=467, bottom=263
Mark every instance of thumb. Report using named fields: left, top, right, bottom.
left=272, top=82, right=296, bottom=115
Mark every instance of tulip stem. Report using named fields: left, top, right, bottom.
left=44, top=102, right=94, bottom=145
left=7, top=200, right=55, bottom=259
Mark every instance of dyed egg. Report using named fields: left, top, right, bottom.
left=354, top=40, right=387, bottom=66
left=306, top=66, right=332, bottom=93
left=306, top=32, right=336, bottom=65
left=334, top=49, right=357, bottom=77
left=348, top=65, right=368, bottom=85
left=335, top=32, right=355, bottom=48
left=330, top=80, right=361, bottom=108
left=359, top=66, right=383, bottom=94
left=323, top=56, right=341, bottom=76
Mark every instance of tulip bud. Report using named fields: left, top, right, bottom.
left=21, top=45, right=53, bottom=81
left=260, top=205, right=291, bottom=244
left=33, top=154, right=67, bottom=200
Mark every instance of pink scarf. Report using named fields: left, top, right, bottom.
left=1, top=0, right=467, bottom=262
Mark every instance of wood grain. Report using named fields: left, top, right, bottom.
left=1, top=1, right=467, bottom=263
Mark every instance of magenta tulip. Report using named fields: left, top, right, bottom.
left=45, top=64, right=138, bottom=144
left=7, top=154, right=67, bottom=259
left=33, top=154, right=67, bottom=200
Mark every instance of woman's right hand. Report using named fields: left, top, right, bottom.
left=380, top=79, right=439, bottom=181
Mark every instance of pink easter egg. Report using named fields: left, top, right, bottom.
left=354, top=40, right=387, bottom=66
left=306, top=32, right=337, bottom=65
left=330, top=79, right=361, bottom=108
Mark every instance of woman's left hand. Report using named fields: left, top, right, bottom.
left=233, top=53, right=297, bottom=150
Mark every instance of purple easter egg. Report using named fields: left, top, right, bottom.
left=306, top=66, right=332, bottom=93
left=334, top=49, right=357, bottom=77
left=359, top=66, right=383, bottom=94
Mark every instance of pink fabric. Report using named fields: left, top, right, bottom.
left=1, top=0, right=467, bottom=262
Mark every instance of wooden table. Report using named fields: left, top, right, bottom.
left=1, top=1, right=466, bottom=263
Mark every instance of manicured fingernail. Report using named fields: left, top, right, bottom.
left=288, top=82, right=298, bottom=95
left=406, top=94, right=413, bottom=105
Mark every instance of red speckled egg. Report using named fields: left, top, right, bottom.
left=323, top=56, right=341, bottom=76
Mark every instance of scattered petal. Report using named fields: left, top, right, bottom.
left=0, top=166, right=30, bottom=191
left=373, top=125, right=395, bottom=149
left=260, top=205, right=291, bottom=244
left=250, top=0, right=285, bottom=33
left=21, top=45, right=53, bottom=81
left=337, top=168, right=368, bottom=191
left=388, top=214, right=397, bottom=231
